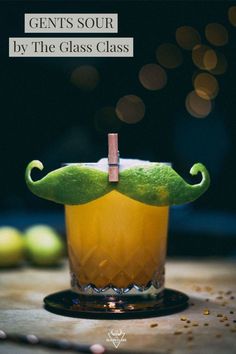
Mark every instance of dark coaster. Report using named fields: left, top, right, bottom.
left=44, top=288, right=189, bottom=319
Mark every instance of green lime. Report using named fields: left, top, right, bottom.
left=25, top=160, right=111, bottom=205
left=0, top=227, right=24, bottom=267
left=24, top=225, right=64, bottom=266
left=25, top=160, right=210, bottom=206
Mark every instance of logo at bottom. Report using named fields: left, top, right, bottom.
left=106, top=329, right=127, bottom=348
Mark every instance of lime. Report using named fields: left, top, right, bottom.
left=24, top=225, right=64, bottom=266
left=0, top=227, right=24, bottom=267
left=25, top=160, right=210, bottom=206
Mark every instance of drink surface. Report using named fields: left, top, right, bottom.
left=65, top=190, right=169, bottom=291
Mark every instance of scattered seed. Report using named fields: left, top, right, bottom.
left=219, top=319, right=224, bottom=323
left=205, top=298, right=209, bottom=302
left=150, top=323, right=158, bottom=328
left=230, top=311, right=234, bottom=314
left=180, top=317, right=187, bottom=321
left=174, top=331, right=182, bottom=335
left=204, top=323, right=209, bottom=326
left=203, top=309, right=210, bottom=315
left=205, top=286, right=212, bottom=292
left=225, top=323, right=230, bottom=327
left=187, top=336, right=194, bottom=341
left=192, top=322, right=199, bottom=327
left=216, top=334, right=222, bottom=338
left=218, top=291, right=224, bottom=295
left=184, top=325, right=189, bottom=328
left=223, top=316, right=228, bottom=321
left=190, top=303, right=195, bottom=306
left=230, top=329, right=236, bottom=332
left=186, top=320, right=191, bottom=324
left=216, top=296, right=223, bottom=300
left=233, top=320, right=236, bottom=323
left=226, top=291, right=232, bottom=295
left=195, top=286, right=201, bottom=292
left=230, top=296, right=235, bottom=300
left=217, top=314, right=223, bottom=317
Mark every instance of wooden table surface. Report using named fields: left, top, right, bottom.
left=0, top=259, right=236, bottom=354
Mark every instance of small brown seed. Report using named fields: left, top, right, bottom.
left=217, top=314, right=223, bottom=317
left=180, top=317, right=187, bottom=321
left=216, top=334, right=222, bottom=338
left=195, top=286, right=201, bottom=292
left=187, top=336, right=194, bottom=341
left=174, top=331, right=182, bottom=335
left=150, top=323, right=158, bottom=328
left=205, top=286, right=212, bottom=292
left=230, top=311, right=234, bottom=314
left=203, top=309, right=210, bottom=315
left=204, top=323, right=209, bottom=326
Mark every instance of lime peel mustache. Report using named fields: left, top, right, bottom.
left=25, top=160, right=210, bottom=206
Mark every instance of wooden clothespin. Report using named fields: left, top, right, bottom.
left=108, top=133, right=119, bottom=182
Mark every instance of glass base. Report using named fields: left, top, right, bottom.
left=44, top=288, right=189, bottom=319
left=70, top=267, right=165, bottom=295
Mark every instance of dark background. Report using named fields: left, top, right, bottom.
left=0, top=0, right=236, bottom=255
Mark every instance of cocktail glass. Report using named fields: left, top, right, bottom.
left=64, top=160, right=169, bottom=312
left=26, top=134, right=209, bottom=316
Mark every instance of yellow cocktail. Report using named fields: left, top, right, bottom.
left=26, top=146, right=210, bottom=315
left=65, top=190, right=169, bottom=293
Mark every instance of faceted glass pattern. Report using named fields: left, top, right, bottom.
left=65, top=191, right=169, bottom=294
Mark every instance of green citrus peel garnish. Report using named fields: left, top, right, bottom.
left=25, top=160, right=210, bottom=206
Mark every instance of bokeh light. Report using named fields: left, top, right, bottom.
left=139, top=63, right=167, bottom=90
left=94, top=107, right=121, bottom=133
left=228, top=6, right=236, bottom=26
left=194, top=73, right=219, bottom=100
left=70, top=65, right=100, bottom=91
left=209, top=51, right=227, bottom=75
left=205, top=23, right=228, bottom=46
left=116, top=95, right=145, bottom=124
left=203, top=49, right=218, bottom=70
left=186, top=91, right=212, bottom=118
left=192, top=44, right=214, bottom=70
left=176, top=26, right=201, bottom=50
left=192, top=45, right=227, bottom=75
left=156, top=43, right=183, bottom=69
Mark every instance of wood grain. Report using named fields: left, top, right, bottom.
left=0, top=259, right=236, bottom=354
